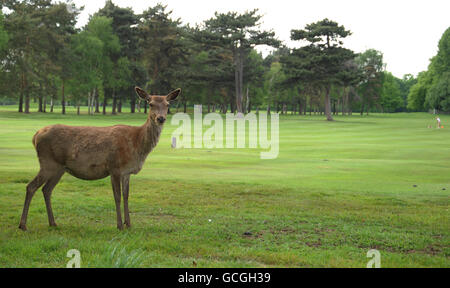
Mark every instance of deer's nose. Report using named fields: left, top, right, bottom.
left=157, top=116, right=166, bottom=124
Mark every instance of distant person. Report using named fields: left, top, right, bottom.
left=436, top=116, right=441, bottom=128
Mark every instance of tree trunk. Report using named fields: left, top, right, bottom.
left=324, top=85, right=333, bottom=121
left=333, top=99, right=337, bottom=115
left=112, top=89, right=117, bottom=115
left=38, top=83, right=43, bottom=112
left=184, top=101, right=187, bottom=113
left=346, top=87, right=351, bottom=115
left=118, top=96, right=122, bottom=113
left=24, top=88, right=30, bottom=114
left=130, top=88, right=135, bottom=113
left=61, top=80, right=65, bottom=115
left=87, top=91, right=92, bottom=115
left=245, top=86, right=250, bottom=113
left=43, top=92, right=47, bottom=113
left=19, top=73, right=25, bottom=112
left=95, top=90, right=100, bottom=113
left=234, top=48, right=245, bottom=113
left=234, top=68, right=241, bottom=112
left=38, top=95, right=43, bottom=112
left=102, top=93, right=107, bottom=115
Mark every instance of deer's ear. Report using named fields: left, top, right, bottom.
left=166, top=88, right=181, bottom=102
left=135, top=87, right=150, bottom=102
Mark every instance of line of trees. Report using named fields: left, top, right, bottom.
left=0, top=1, right=448, bottom=119
left=407, top=27, right=450, bottom=112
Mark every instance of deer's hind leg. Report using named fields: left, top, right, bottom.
left=19, top=170, right=48, bottom=231
left=122, top=175, right=131, bottom=228
left=42, top=169, right=65, bottom=227
left=111, top=174, right=123, bottom=230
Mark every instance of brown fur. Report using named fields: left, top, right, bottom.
left=19, top=87, right=181, bottom=231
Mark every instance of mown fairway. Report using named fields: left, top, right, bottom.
left=0, top=105, right=448, bottom=267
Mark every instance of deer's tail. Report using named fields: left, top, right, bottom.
left=32, top=127, right=50, bottom=148
left=32, top=131, right=39, bottom=148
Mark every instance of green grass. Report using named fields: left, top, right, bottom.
left=0, top=104, right=448, bottom=267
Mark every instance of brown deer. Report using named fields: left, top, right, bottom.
left=19, top=87, right=180, bottom=231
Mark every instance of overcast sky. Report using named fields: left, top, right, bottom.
left=72, top=0, right=450, bottom=78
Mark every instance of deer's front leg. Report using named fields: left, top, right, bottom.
left=111, top=174, right=123, bottom=230
left=122, top=175, right=131, bottom=228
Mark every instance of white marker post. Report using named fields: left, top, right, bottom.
left=171, top=137, right=176, bottom=148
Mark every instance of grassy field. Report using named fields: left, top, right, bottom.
left=0, top=105, right=448, bottom=267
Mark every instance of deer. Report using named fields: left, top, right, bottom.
left=19, top=87, right=181, bottom=231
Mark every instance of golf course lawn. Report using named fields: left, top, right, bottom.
left=0, top=105, right=448, bottom=267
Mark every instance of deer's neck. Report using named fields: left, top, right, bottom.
left=140, top=117, right=162, bottom=156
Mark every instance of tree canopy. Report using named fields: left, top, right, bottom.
left=0, top=2, right=446, bottom=117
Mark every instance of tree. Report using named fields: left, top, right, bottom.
left=424, top=27, right=450, bottom=111
left=396, top=74, right=417, bottom=110
left=285, top=19, right=355, bottom=120
left=407, top=70, right=433, bottom=111
left=355, top=49, right=385, bottom=114
left=427, top=72, right=450, bottom=111
left=85, top=16, right=121, bottom=114
left=138, top=4, right=186, bottom=98
left=381, top=72, right=403, bottom=112
left=3, top=0, right=78, bottom=113
left=97, top=0, right=143, bottom=113
left=68, top=28, right=103, bottom=114
left=200, top=9, right=280, bottom=113
left=0, top=11, right=9, bottom=98
left=0, top=12, right=7, bottom=52
left=339, top=59, right=363, bottom=115
left=3, top=0, right=52, bottom=113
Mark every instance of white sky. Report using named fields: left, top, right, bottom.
left=71, top=0, right=450, bottom=78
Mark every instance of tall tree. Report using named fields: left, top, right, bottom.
left=138, top=4, right=186, bottom=97
left=285, top=19, right=355, bottom=120
left=395, top=74, right=416, bottom=109
left=85, top=16, right=120, bottom=114
left=425, top=27, right=450, bottom=111
left=0, top=11, right=7, bottom=52
left=407, top=70, right=433, bottom=111
left=381, top=72, right=403, bottom=112
left=0, top=11, right=9, bottom=97
left=355, top=49, right=385, bottom=114
left=200, top=9, right=280, bottom=113
left=339, top=59, right=362, bottom=115
left=97, top=0, right=143, bottom=113
left=3, top=0, right=78, bottom=113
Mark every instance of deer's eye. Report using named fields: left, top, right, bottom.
left=149, top=103, right=154, bottom=107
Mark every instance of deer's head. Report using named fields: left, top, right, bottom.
left=135, top=87, right=181, bottom=125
